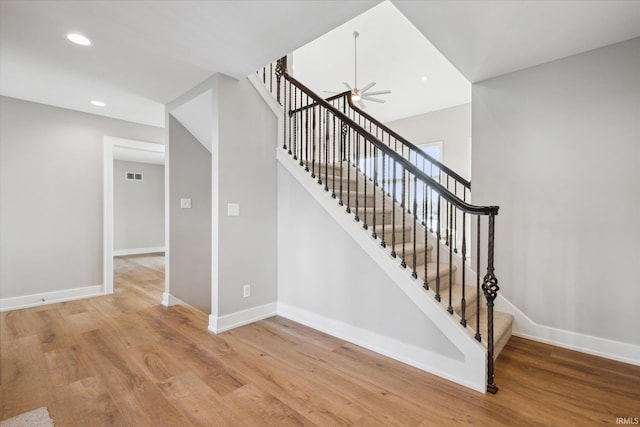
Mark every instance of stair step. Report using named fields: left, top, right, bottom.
left=414, top=262, right=456, bottom=291
left=373, top=223, right=415, bottom=246
left=438, top=283, right=480, bottom=320
left=476, top=309, right=513, bottom=359
left=388, top=241, right=432, bottom=269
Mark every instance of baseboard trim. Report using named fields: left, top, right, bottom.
left=113, top=246, right=165, bottom=256
left=496, top=294, right=640, bottom=366
left=277, top=302, right=486, bottom=393
left=208, top=303, right=277, bottom=334
left=161, top=292, right=185, bottom=307
left=0, top=285, right=104, bottom=312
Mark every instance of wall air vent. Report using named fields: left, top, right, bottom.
left=125, top=172, right=143, bottom=181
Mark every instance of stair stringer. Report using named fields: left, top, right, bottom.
left=277, top=149, right=488, bottom=393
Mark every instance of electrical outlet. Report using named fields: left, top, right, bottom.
left=243, top=284, right=251, bottom=298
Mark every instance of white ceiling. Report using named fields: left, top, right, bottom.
left=393, top=0, right=640, bottom=83
left=293, top=1, right=471, bottom=122
left=0, top=0, right=379, bottom=127
left=1, top=0, right=639, bottom=128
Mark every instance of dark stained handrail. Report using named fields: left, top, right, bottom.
left=283, top=71, right=498, bottom=216
left=343, top=94, right=471, bottom=189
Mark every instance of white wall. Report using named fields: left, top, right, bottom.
left=278, top=163, right=461, bottom=357
left=216, top=75, right=278, bottom=317
left=113, top=160, right=164, bottom=252
left=472, top=37, right=640, bottom=347
left=164, top=74, right=278, bottom=324
left=0, top=96, right=163, bottom=302
left=168, top=116, right=212, bottom=314
left=386, top=103, right=471, bottom=181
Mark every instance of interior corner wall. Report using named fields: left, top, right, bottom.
left=168, top=116, right=212, bottom=313
left=472, top=37, right=640, bottom=346
left=0, top=96, right=163, bottom=300
left=386, top=103, right=471, bottom=181
left=114, top=160, right=165, bottom=251
left=215, top=75, right=278, bottom=317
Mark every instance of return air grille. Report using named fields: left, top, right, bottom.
left=125, top=172, right=143, bottom=181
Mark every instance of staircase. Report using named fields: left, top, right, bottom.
left=259, top=58, right=512, bottom=393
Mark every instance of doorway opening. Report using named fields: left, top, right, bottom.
left=103, top=136, right=165, bottom=295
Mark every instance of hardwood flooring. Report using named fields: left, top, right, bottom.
left=1, top=254, right=638, bottom=426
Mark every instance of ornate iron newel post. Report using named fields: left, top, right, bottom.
left=482, top=213, right=500, bottom=394
left=275, top=57, right=287, bottom=106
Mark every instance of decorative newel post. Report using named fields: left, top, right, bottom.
left=275, top=57, right=286, bottom=106
left=482, top=213, right=500, bottom=394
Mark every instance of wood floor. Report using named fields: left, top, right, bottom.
left=1, top=254, right=638, bottom=426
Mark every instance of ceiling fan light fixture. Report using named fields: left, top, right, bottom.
left=351, top=90, right=361, bottom=102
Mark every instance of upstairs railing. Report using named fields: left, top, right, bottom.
left=259, top=58, right=501, bottom=393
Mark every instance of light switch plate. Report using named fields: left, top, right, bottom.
left=180, top=198, right=192, bottom=209
left=227, top=203, right=240, bottom=217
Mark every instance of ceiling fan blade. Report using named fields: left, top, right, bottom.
left=357, top=100, right=367, bottom=109
left=343, top=82, right=353, bottom=91
left=362, top=97, right=385, bottom=104
left=323, top=90, right=338, bottom=94
left=363, top=90, right=391, bottom=96
left=360, top=81, right=376, bottom=92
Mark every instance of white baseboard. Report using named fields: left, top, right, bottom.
left=0, top=285, right=104, bottom=312
left=496, top=294, right=640, bottom=366
left=208, top=303, right=277, bottom=334
left=277, top=302, right=486, bottom=393
left=113, top=246, right=165, bottom=256
left=161, top=292, right=186, bottom=307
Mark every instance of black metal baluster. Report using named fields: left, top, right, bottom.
left=346, top=128, right=351, bottom=214
left=429, top=164, right=434, bottom=232
left=483, top=214, right=499, bottom=394
left=331, top=115, right=336, bottom=198
left=311, top=109, right=316, bottom=179
left=448, top=203, right=454, bottom=314
left=381, top=152, right=386, bottom=248
left=293, top=87, right=298, bottom=161
left=460, top=212, right=467, bottom=327
left=423, top=183, right=429, bottom=290
left=305, top=104, right=309, bottom=171
left=287, top=82, right=292, bottom=155
left=354, top=134, right=360, bottom=222
left=390, top=160, right=397, bottom=258
left=445, top=182, right=450, bottom=247
left=339, top=124, right=347, bottom=206
left=372, top=147, right=378, bottom=239
left=421, top=158, right=426, bottom=226
left=411, top=175, right=418, bottom=278
left=401, top=168, right=407, bottom=268
left=362, top=137, right=368, bottom=229
left=282, top=77, right=287, bottom=150
left=453, top=182, right=458, bottom=254
left=435, top=196, right=441, bottom=302
left=324, top=110, right=329, bottom=191
left=475, top=217, right=481, bottom=342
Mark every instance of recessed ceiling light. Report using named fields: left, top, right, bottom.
left=421, top=76, right=428, bottom=81
left=90, top=100, right=106, bottom=107
left=67, top=33, right=91, bottom=46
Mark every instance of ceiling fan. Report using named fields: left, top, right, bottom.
left=325, top=31, right=391, bottom=109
